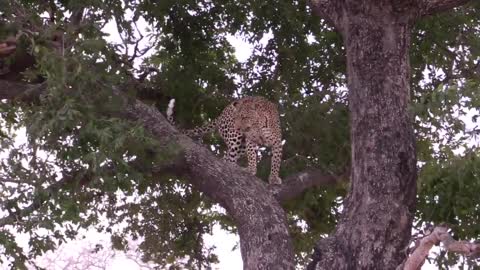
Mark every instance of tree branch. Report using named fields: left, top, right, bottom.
left=0, top=75, right=349, bottom=268
left=0, top=79, right=297, bottom=268
left=271, top=168, right=347, bottom=203
left=123, top=96, right=298, bottom=269
left=402, top=226, right=480, bottom=270
left=308, top=0, right=344, bottom=30
left=0, top=80, right=47, bottom=103
left=0, top=78, right=344, bottom=201
left=418, top=0, right=472, bottom=16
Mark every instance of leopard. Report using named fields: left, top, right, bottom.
left=166, top=96, right=283, bottom=184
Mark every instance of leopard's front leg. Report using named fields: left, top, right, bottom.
left=268, top=140, right=282, bottom=184
left=245, top=140, right=258, bottom=176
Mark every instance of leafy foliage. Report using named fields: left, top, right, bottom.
left=0, top=0, right=479, bottom=269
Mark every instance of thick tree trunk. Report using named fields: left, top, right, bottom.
left=342, top=16, right=417, bottom=269
left=312, top=4, right=417, bottom=270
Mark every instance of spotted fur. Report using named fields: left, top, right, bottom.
left=167, top=96, right=283, bottom=184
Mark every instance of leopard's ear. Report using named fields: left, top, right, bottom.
left=232, top=101, right=238, bottom=107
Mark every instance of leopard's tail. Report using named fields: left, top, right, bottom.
left=166, top=98, right=176, bottom=124
left=166, top=98, right=217, bottom=137
left=184, top=119, right=218, bottom=137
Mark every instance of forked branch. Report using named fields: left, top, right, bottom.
left=402, top=225, right=480, bottom=270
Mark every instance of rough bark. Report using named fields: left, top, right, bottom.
left=312, top=2, right=418, bottom=269
left=308, top=1, right=472, bottom=269
left=343, top=5, right=417, bottom=269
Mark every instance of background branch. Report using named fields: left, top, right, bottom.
left=271, top=168, right=347, bottom=203
left=308, top=0, right=344, bottom=30
left=419, top=0, right=473, bottom=16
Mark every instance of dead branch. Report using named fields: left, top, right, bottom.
left=0, top=42, right=16, bottom=58
left=403, top=225, right=480, bottom=270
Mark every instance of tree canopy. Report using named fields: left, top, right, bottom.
left=0, top=0, right=479, bottom=269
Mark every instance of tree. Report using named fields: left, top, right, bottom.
left=0, top=0, right=479, bottom=269
left=308, top=2, right=478, bottom=269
